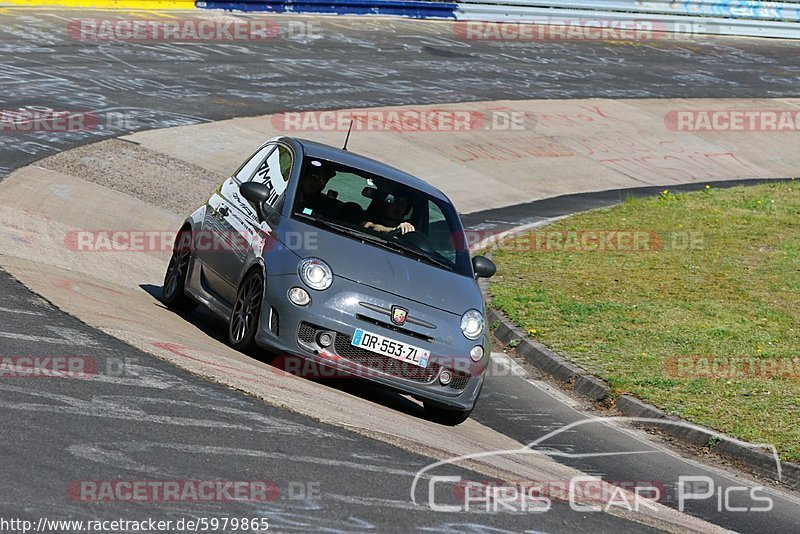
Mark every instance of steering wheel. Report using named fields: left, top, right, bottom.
left=389, top=229, right=435, bottom=254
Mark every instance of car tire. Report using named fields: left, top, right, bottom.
left=424, top=403, right=473, bottom=426
left=162, top=228, right=198, bottom=313
left=229, top=269, right=264, bottom=353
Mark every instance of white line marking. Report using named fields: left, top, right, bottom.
left=470, top=216, right=569, bottom=253
left=0, top=307, right=45, bottom=316
left=0, top=332, right=72, bottom=343
left=496, top=351, right=800, bottom=504
left=128, top=442, right=427, bottom=478
left=492, top=353, right=529, bottom=378
left=492, top=353, right=582, bottom=408
left=0, top=326, right=98, bottom=346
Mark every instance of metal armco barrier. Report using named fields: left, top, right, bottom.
left=194, top=0, right=800, bottom=39
left=457, top=1, right=800, bottom=22
left=196, top=0, right=458, bottom=18
left=455, top=0, right=800, bottom=39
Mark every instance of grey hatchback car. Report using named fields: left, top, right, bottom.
left=162, top=136, right=496, bottom=424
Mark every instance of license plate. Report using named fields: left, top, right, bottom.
left=351, top=328, right=430, bottom=368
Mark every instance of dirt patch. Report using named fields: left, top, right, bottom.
left=38, top=139, right=218, bottom=215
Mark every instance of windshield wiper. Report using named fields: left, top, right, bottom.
left=293, top=212, right=358, bottom=235
left=295, top=213, right=400, bottom=247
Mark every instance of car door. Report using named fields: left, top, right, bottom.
left=197, top=143, right=293, bottom=304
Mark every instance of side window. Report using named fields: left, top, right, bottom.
left=428, top=200, right=446, bottom=224
left=251, top=145, right=292, bottom=207
left=427, top=201, right=456, bottom=262
left=235, top=144, right=273, bottom=183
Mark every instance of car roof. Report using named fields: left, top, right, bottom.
left=278, top=136, right=451, bottom=202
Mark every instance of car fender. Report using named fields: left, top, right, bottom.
left=239, top=255, right=266, bottom=287
left=186, top=205, right=206, bottom=236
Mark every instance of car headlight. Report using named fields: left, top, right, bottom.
left=298, top=258, right=333, bottom=290
left=460, top=309, right=484, bottom=340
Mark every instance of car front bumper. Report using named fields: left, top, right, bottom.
left=254, top=273, right=488, bottom=412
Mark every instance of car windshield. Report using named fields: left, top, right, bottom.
left=291, top=156, right=472, bottom=276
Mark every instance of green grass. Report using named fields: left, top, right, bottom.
left=489, top=181, right=800, bottom=462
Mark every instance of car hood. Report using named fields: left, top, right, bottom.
left=276, top=218, right=483, bottom=315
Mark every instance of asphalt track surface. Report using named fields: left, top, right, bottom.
left=2, top=8, right=800, bottom=533
left=0, top=271, right=660, bottom=533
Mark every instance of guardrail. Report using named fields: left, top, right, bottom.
left=456, top=0, right=800, bottom=39
left=193, top=0, right=800, bottom=39
left=196, top=0, right=458, bottom=18
left=458, top=1, right=800, bottom=22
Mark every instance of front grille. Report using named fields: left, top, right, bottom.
left=355, top=314, right=434, bottom=343
left=358, top=301, right=436, bottom=329
left=449, top=371, right=470, bottom=390
left=298, top=322, right=316, bottom=343
left=333, top=333, right=440, bottom=383
left=269, top=307, right=279, bottom=335
left=296, top=322, right=469, bottom=388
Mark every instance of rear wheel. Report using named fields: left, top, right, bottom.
left=162, top=229, right=197, bottom=313
left=229, top=270, right=264, bottom=353
left=424, top=403, right=472, bottom=426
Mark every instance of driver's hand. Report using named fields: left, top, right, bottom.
left=396, top=222, right=415, bottom=235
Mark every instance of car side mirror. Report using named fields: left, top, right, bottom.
left=240, top=182, right=276, bottom=222
left=472, top=255, right=496, bottom=278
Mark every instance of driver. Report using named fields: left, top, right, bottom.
left=361, top=192, right=415, bottom=235
left=297, top=161, right=337, bottom=217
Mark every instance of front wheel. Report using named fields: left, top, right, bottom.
left=424, top=403, right=472, bottom=426
left=229, top=270, right=264, bottom=353
left=162, top=229, right=198, bottom=313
